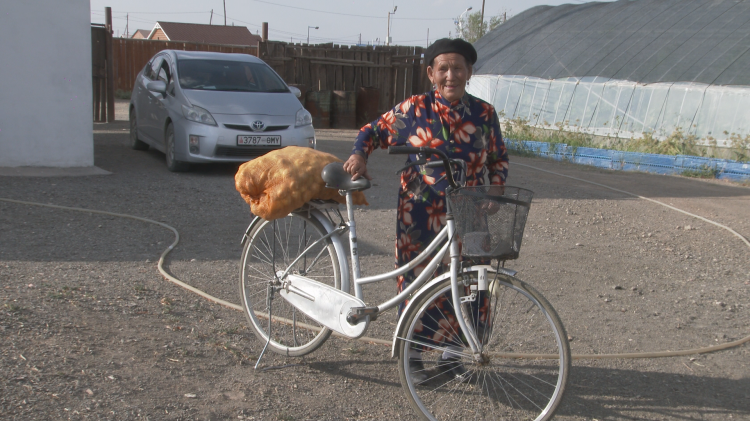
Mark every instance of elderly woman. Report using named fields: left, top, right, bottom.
left=343, top=38, right=509, bottom=381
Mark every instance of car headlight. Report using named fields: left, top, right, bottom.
left=182, top=104, right=217, bottom=126
left=295, top=108, right=312, bottom=127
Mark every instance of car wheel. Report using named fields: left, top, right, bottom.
left=130, top=109, right=149, bottom=151
left=165, top=123, right=190, bottom=172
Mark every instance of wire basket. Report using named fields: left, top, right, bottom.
left=447, top=185, right=533, bottom=260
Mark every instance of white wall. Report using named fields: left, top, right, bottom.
left=0, top=1, right=93, bottom=167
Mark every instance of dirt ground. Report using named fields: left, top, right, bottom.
left=1, top=107, right=749, bottom=420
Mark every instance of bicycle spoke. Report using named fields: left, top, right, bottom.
left=302, top=245, right=329, bottom=275
left=484, top=369, right=526, bottom=417
left=414, top=297, right=467, bottom=351
left=502, top=367, right=560, bottom=402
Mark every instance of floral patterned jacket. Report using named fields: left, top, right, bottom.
left=352, top=90, right=509, bottom=201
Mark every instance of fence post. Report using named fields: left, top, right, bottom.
left=258, top=41, right=268, bottom=61
left=105, top=7, right=115, bottom=123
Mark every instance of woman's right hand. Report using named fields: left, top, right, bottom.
left=343, top=154, right=372, bottom=181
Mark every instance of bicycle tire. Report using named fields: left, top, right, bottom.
left=239, top=212, right=342, bottom=356
left=396, top=272, right=571, bottom=421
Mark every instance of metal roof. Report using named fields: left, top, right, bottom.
left=473, top=0, right=750, bottom=85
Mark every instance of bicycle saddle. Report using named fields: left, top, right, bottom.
left=321, top=162, right=371, bottom=192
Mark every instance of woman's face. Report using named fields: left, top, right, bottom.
left=427, top=53, right=472, bottom=102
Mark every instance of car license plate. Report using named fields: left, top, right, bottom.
left=237, top=135, right=281, bottom=146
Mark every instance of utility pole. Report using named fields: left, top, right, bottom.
left=105, top=7, right=115, bottom=123
left=125, top=13, right=129, bottom=38
left=427, top=28, right=429, bottom=47
left=224, top=0, right=227, bottom=26
left=480, top=0, right=486, bottom=37
left=386, top=6, right=397, bottom=46
left=210, top=9, right=213, bottom=24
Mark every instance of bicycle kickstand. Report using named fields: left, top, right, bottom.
left=254, top=283, right=274, bottom=369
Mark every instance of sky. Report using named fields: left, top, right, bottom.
left=90, top=0, right=599, bottom=47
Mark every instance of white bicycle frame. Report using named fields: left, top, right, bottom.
left=263, top=156, right=485, bottom=354
left=339, top=190, right=482, bottom=355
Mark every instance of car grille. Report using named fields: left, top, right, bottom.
left=215, top=146, right=281, bottom=158
left=224, top=124, right=290, bottom=132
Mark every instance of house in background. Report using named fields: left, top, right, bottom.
left=146, top=21, right=262, bottom=46
left=131, top=29, right=150, bottom=39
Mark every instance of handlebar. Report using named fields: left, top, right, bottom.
left=388, top=146, right=459, bottom=189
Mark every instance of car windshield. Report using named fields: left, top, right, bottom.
left=177, top=59, right=289, bottom=93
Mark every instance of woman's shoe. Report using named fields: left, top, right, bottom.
left=438, top=356, right=470, bottom=382
left=409, top=359, right=429, bottom=384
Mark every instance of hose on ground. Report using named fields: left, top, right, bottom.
left=2, top=166, right=748, bottom=359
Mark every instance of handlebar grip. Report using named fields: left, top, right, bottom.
left=388, top=146, right=422, bottom=155
left=424, top=159, right=464, bottom=169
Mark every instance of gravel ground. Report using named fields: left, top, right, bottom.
left=1, top=103, right=749, bottom=420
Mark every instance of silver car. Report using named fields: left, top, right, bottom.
left=129, top=50, right=315, bottom=171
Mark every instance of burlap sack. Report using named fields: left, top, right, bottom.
left=235, top=146, right=368, bottom=221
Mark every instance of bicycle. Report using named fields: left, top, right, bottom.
left=238, top=146, right=571, bottom=421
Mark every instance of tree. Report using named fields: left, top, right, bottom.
left=454, top=10, right=509, bottom=43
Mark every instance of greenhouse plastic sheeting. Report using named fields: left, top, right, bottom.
left=473, top=0, right=750, bottom=86
left=468, top=75, right=750, bottom=146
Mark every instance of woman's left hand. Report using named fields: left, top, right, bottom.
left=481, top=200, right=501, bottom=215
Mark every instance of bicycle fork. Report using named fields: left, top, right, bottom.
left=447, top=217, right=483, bottom=358
left=255, top=220, right=280, bottom=369
left=255, top=281, right=274, bottom=369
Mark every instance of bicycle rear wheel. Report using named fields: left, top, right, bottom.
left=239, top=212, right=342, bottom=356
left=396, top=272, right=570, bottom=421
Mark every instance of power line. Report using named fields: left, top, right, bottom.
left=91, top=7, right=444, bottom=45
left=90, top=9, right=210, bottom=15
left=93, top=3, right=452, bottom=22
left=242, top=0, right=454, bottom=21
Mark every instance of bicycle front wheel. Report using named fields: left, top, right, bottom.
left=240, top=212, right=342, bottom=357
left=396, top=272, right=570, bottom=421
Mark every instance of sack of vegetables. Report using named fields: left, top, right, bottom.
left=235, top=146, right=368, bottom=221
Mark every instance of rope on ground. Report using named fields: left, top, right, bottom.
left=2, top=172, right=748, bottom=359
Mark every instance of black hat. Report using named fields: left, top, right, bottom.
left=424, top=38, right=477, bottom=67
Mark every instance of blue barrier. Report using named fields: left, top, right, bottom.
left=506, top=139, right=750, bottom=181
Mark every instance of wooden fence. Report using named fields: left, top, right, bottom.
left=259, top=41, right=430, bottom=113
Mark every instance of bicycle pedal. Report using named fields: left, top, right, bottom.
left=346, top=306, right=379, bottom=324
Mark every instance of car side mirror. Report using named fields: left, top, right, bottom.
left=288, top=86, right=301, bottom=98
left=147, top=80, right=167, bottom=94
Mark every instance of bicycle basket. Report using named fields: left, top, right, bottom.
left=447, top=185, right=533, bottom=260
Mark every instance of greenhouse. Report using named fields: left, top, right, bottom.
left=468, top=0, right=750, bottom=149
